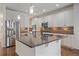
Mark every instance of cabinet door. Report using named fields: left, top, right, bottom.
left=35, top=40, right=61, bottom=56
left=48, top=8, right=73, bottom=27
left=63, top=9, right=73, bottom=26
left=49, top=13, right=64, bottom=27
left=47, top=15, right=58, bottom=27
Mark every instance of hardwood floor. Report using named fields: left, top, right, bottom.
left=0, top=42, right=16, bottom=56
left=61, top=46, right=79, bottom=56
left=0, top=42, right=79, bottom=56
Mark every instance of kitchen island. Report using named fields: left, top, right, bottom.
left=16, top=32, right=66, bottom=56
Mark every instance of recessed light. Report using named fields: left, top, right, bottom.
left=56, top=4, right=60, bottom=7
left=1, top=23, right=3, bottom=26
left=43, top=9, right=46, bottom=12
left=17, top=15, right=20, bottom=20
left=0, top=14, right=3, bottom=18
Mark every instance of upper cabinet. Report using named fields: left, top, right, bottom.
left=32, top=6, right=73, bottom=28
left=47, top=6, right=73, bottom=27
left=47, top=13, right=64, bottom=27
left=63, top=8, right=73, bottom=26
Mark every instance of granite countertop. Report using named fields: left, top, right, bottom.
left=16, top=32, right=66, bottom=48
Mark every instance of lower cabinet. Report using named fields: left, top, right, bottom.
left=16, top=40, right=61, bottom=56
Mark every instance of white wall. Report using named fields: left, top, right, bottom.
left=72, top=4, right=79, bottom=49
left=0, top=4, right=3, bottom=42
left=6, top=10, right=29, bottom=27
left=0, top=4, right=6, bottom=47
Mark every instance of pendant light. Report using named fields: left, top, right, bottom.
left=30, top=5, right=34, bottom=15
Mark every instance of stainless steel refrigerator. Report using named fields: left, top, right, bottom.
left=5, top=20, right=19, bottom=48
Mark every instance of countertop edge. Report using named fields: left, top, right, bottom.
left=16, top=39, right=61, bottom=48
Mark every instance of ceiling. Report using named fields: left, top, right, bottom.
left=4, top=3, right=72, bottom=16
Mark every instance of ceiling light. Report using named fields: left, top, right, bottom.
left=56, top=4, right=60, bottom=7
left=30, top=8, right=33, bottom=14
left=1, top=23, right=3, bottom=26
left=43, top=9, right=46, bottom=12
left=30, top=5, right=34, bottom=14
left=17, top=15, right=20, bottom=20
left=0, top=14, right=3, bottom=18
